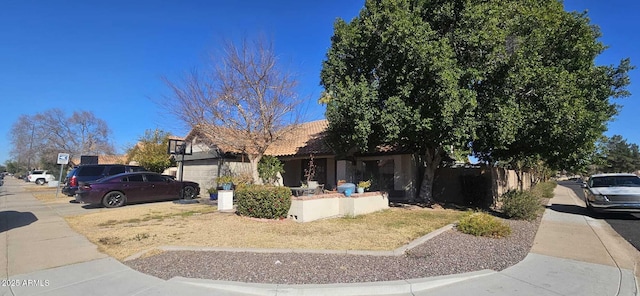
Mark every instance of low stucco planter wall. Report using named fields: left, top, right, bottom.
left=287, top=192, right=389, bottom=222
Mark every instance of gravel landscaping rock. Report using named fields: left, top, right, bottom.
left=125, top=216, right=541, bottom=284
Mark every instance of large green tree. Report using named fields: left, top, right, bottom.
left=321, top=0, right=476, bottom=203
left=470, top=1, right=632, bottom=177
left=597, top=135, right=640, bottom=173
left=321, top=0, right=631, bottom=203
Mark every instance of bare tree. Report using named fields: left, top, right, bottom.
left=9, top=114, right=38, bottom=170
left=9, top=109, right=115, bottom=167
left=162, top=37, right=301, bottom=184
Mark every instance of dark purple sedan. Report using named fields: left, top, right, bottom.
left=75, top=172, right=200, bottom=208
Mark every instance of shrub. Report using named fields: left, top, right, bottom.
left=357, top=180, right=371, bottom=189
left=501, top=190, right=542, bottom=221
left=531, top=181, right=557, bottom=199
left=457, top=211, right=511, bottom=238
left=235, top=185, right=292, bottom=219
left=258, top=155, right=284, bottom=185
left=217, top=175, right=234, bottom=185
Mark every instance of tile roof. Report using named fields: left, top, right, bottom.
left=265, top=120, right=333, bottom=157
left=70, top=154, right=128, bottom=166
left=183, top=119, right=412, bottom=158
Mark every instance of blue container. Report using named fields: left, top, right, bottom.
left=337, top=183, right=356, bottom=194
left=344, top=188, right=353, bottom=197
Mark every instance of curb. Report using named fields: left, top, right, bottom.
left=169, top=269, right=495, bottom=296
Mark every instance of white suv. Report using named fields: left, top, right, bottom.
left=582, top=173, right=640, bottom=213
left=27, top=170, right=55, bottom=185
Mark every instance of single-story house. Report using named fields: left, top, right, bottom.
left=176, top=120, right=421, bottom=201
left=176, top=119, right=530, bottom=204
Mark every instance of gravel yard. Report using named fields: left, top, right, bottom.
left=125, top=216, right=540, bottom=284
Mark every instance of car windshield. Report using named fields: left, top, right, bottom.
left=590, top=176, right=640, bottom=187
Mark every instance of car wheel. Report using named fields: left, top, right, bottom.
left=585, top=200, right=593, bottom=211
left=585, top=200, right=601, bottom=218
left=102, top=191, right=126, bottom=208
left=35, top=179, right=45, bottom=185
left=181, top=186, right=197, bottom=200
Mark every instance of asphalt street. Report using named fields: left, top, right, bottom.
left=563, top=181, right=640, bottom=251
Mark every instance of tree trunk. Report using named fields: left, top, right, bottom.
left=248, top=154, right=263, bottom=185
left=515, top=169, right=524, bottom=191
left=417, top=147, right=442, bottom=205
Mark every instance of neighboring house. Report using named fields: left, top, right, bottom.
left=69, top=155, right=128, bottom=167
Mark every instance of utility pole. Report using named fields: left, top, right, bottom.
left=27, top=124, right=35, bottom=171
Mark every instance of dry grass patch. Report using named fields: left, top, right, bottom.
left=65, top=202, right=465, bottom=261
left=30, top=188, right=72, bottom=204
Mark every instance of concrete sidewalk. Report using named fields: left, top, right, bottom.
left=0, top=179, right=637, bottom=295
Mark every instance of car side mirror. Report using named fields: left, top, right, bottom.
left=580, top=182, right=587, bottom=188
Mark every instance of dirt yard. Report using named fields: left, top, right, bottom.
left=62, top=200, right=465, bottom=261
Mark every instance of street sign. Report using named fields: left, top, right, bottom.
left=57, top=153, right=70, bottom=165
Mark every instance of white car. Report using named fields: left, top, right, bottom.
left=582, top=173, right=640, bottom=213
left=27, top=170, right=55, bottom=185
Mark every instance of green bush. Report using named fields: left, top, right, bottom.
left=531, top=181, right=557, bottom=199
left=457, top=211, right=511, bottom=238
left=258, top=155, right=285, bottom=184
left=235, top=185, right=292, bottom=219
left=501, top=190, right=542, bottom=221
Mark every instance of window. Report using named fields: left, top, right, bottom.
left=123, top=174, right=144, bottom=182
left=362, top=159, right=394, bottom=192
left=590, top=176, right=640, bottom=187
left=145, top=174, right=165, bottom=182
left=130, top=166, right=146, bottom=172
left=616, top=176, right=640, bottom=186
left=78, top=166, right=105, bottom=176
left=107, top=166, right=125, bottom=175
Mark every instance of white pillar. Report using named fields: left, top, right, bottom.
left=218, top=190, right=234, bottom=211
left=337, top=160, right=348, bottom=181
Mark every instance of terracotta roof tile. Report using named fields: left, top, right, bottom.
left=265, top=120, right=332, bottom=157
left=183, top=119, right=409, bottom=158
left=70, top=154, right=128, bottom=166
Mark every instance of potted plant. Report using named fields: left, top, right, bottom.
left=357, top=180, right=371, bottom=194
left=217, top=175, right=234, bottom=190
left=207, top=187, right=218, bottom=200
left=303, top=154, right=317, bottom=189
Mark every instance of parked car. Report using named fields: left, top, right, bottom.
left=62, top=164, right=146, bottom=196
left=74, top=172, right=200, bottom=208
left=582, top=173, right=640, bottom=213
left=27, top=170, right=55, bottom=185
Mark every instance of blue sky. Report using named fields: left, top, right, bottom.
left=1, top=0, right=638, bottom=165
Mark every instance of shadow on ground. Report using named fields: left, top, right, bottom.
left=0, top=211, right=38, bottom=232
left=547, top=203, right=638, bottom=220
